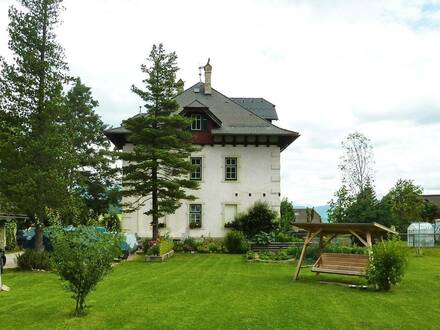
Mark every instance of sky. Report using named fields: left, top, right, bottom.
left=1, top=0, right=440, bottom=206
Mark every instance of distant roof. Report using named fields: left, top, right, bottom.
left=293, top=223, right=398, bottom=235
left=230, top=98, right=278, bottom=121
left=293, top=208, right=322, bottom=224
left=423, top=194, right=440, bottom=207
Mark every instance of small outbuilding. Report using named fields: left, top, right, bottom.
left=407, top=222, right=435, bottom=247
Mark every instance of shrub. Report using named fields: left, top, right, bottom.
left=101, top=214, right=122, bottom=232
left=17, top=249, right=51, bottom=271
left=271, top=231, right=293, bottom=242
left=182, top=237, right=199, bottom=252
left=367, top=238, right=409, bottom=291
left=254, top=230, right=299, bottom=244
left=246, top=250, right=257, bottom=260
left=285, top=245, right=319, bottom=260
left=224, top=230, right=248, bottom=254
left=197, top=243, right=210, bottom=253
left=50, top=226, right=122, bottom=316
left=325, top=244, right=367, bottom=255
left=208, top=240, right=224, bottom=253
left=284, top=244, right=366, bottom=260
left=254, top=231, right=271, bottom=245
left=148, top=243, right=160, bottom=256
left=173, top=240, right=184, bottom=252
left=195, top=239, right=225, bottom=253
left=225, top=201, right=278, bottom=239
left=246, top=250, right=291, bottom=261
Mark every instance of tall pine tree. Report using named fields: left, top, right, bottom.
left=0, top=1, right=115, bottom=247
left=62, top=78, right=120, bottom=225
left=0, top=0, right=72, bottom=250
left=120, top=44, right=199, bottom=239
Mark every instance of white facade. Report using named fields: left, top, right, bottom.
left=122, top=144, right=281, bottom=238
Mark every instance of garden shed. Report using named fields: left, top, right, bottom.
left=407, top=222, right=435, bottom=247
left=292, top=223, right=397, bottom=280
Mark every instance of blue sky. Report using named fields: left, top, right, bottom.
left=1, top=0, right=440, bottom=205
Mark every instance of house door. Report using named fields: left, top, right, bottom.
left=224, top=204, right=238, bottom=225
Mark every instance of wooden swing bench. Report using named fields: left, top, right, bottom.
left=311, top=253, right=368, bottom=276
left=292, top=223, right=397, bottom=281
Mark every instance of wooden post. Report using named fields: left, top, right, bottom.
left=366, top=231, right=372, bottom=248
left=316, top=235, right=324, bottom=276
left=349, top=229, right=368, bottom=247
left=293, top=232, right=310, bottom=281
left=293, top=229, right=322, bottom=281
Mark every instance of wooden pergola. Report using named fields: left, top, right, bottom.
left=293, top=223, right=397, bottom=280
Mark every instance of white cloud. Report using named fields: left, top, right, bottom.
left=1, top=0, right=440, bottom=205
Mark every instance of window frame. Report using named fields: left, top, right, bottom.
left=190, top=157, right=202, bottom=181
left=190, top=114, right=202, bottom=131
left=225, top=157, right=238, bottom=181
left=189, top=204, right=202, bottom=228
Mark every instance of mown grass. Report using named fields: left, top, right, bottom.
left=1, top=249, right=439, bottom=329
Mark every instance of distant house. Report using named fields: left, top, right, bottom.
left=422, top=195, right=440, bottom=209
left=294, top=208, right=322, bottom=224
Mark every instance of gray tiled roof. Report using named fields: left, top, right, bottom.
left=105, top=81, right=299, bottom=150
left=230, top=98, right=278, bottom=120
left=175, top=82, right=296, bottom=138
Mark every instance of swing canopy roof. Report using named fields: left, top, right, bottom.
left=293, top=222, right=397, bottom=235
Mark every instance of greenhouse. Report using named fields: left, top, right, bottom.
left=407, top=222, right=435, bottom=247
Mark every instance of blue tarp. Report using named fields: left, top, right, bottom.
left=18, top=227, right=138, bottom=255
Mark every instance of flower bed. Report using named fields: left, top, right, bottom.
left=144, top=239, right=175, bottom=262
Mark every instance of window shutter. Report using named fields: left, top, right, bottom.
left=202, top=118, right=208, bottom=131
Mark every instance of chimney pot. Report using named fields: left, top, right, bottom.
left=204, top=58, right=212, bottom=95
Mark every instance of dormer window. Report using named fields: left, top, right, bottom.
left=191, top=114, right=202, bottom=131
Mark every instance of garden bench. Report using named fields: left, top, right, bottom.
left=311, top=253, right=369, bottom=276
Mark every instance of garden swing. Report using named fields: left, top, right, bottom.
left=292, top=223, right=397, bottom=280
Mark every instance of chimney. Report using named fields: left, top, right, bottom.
left=176, top=78, right=184, bottom=94
left=204, top=58, right=212, bottom=95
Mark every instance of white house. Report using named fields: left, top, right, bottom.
left=105, top=61, right=299, bottom=238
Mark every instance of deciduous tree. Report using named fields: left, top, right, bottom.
left=280, top=197, right=295, bottom=232
left=339, top=132, right=374, bottom=195
left=382, top=179, right=424, bottom=232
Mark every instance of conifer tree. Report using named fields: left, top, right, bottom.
left=0, top=0, right=71, bottom=250
left=120, top=44, right=199, bottom=239
left=0, top=1, right=115, bottom=248
left=62, top=78, right=120, bottom=225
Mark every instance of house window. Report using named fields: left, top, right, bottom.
left=189, top=204, right=202, bottom=228
left=191, top=157, right=202, bottom=181
left=225, top=157, right=237, bottom=181
left=191, top=114, right=202, bottom=131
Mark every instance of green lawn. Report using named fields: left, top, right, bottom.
left=1, top=249, right=440, bottom=329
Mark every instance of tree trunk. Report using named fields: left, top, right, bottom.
left=152, top=166, right=159, bottom=240
left=35, top=225, right=44, bottom=251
